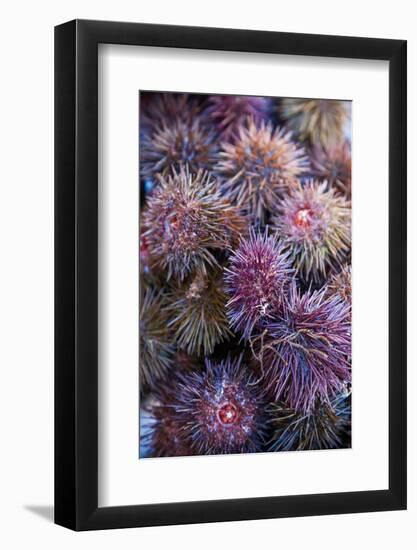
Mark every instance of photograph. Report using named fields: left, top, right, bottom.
left=0, top=3, right=410, bottom=544
left=138, top=91, right=352, bottom=458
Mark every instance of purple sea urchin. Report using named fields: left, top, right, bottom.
left=142, top=356, right=266, bottom=456
left=280, top=98, right=348, bottom=147
left=254, top=283, right=351, bottom=412
left=165, top=271, right=233, bottom=356
left=178, top=356, right=266, bottom=454
left=267, top=392, right=351, bottom=451
left=204, top=95, right=269, bottom=140
left=271, top=180, right=351, bottom=282
left=142, top=168, right=247, bottom=280
left=139, top=287, right=175, bottom=390
left=140, top=117, right=218, bottom=181
left=224, top=230, right=293, bottom=339
left=215, top=119, right=308, bottom=222
left=311, top=142, right=352, bottom=198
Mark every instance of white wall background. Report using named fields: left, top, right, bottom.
left=0, top=1, right=414, bottom=548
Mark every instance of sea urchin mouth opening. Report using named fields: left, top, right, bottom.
left=294, top=208, right=313, bottom=228
left=217, top=402, right=239, bottom=425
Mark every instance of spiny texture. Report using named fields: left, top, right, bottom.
left=140, top=92, right=201, bottom=129
left=280, top=98, right=348, bottom=147
left=271, top=180, right=351, bottom=282
left=166, top=271, right=233, bottom=356
left=139, top=92, right=352, bottom=457
left=140, top=118, right=218, bottom=181
left=267, top=392, right=351, bottom=451
left=327, top=265, right=352, bottom=305
left=139, top=287, right=175, bottom=390
left=205, top=95, right=269, bottom=140
left=140, top=398, right=194, bottom=458
left=142, top=356, right=266, bottom=456
left=312, top=142, right=352, bottom=198
left=253, top=283, right=351, bottom=412
left=224, top=230, right=294, bottom=339
left=142, top=168, right=247, bottom=280
left=176, top=356, right=266, bottom=454
left=215, top=119, right=308, bottom=222
left=139, top=227, right=155, bottom=277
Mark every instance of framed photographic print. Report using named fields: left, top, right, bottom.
left=55, top=19, right=407, bottom=530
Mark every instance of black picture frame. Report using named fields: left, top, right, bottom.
left=55, top=19, right=407, bottom=531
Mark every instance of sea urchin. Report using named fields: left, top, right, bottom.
left=165, top=270, right=233, bottom=356
left=140, top=117, right=218, bottom=181
left=311, top=142, right=352, bottom=198
left=216, top=118, right=308, bottom=222
left=327, top=265, right=352, bottom=305
left=224, top=230, right=293, bottom=339
left=205, top=94, right=269, bottom=140
left=142, top=168, right=247, bottom=280
left=254, top=282, right=351, bottom=412
left=271, top=179, right=351, bottom=282
left=267, top=392, right=351, bottom=451
left=175, top=355, right=267, bottom=455
left=141, top=356, right=266, bottom=456
left=279, top=98, right=348, bottom=147
left=139, top=286, right=175, bottom=391
left=140, top=92, right=201, bottom=129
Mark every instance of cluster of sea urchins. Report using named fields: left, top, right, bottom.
left=139, top=92, right=352, bottom=458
